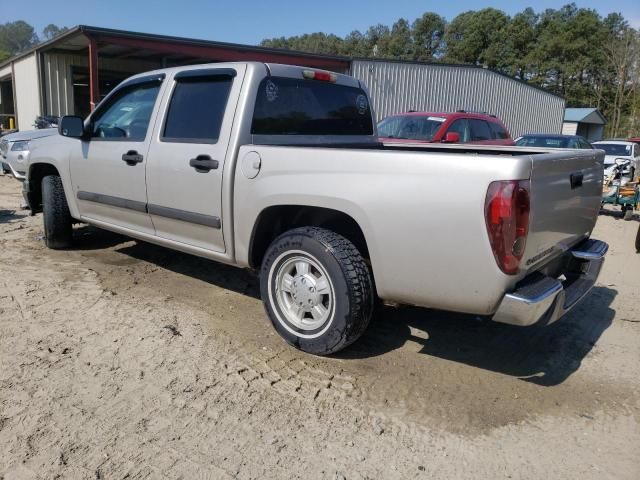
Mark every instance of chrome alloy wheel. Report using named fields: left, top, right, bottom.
left=272, top=253, right=335, bottom=332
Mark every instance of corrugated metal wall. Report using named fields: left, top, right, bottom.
left=42, top=53, right=161, bottom=117
left=43, top=53, right=75, bottom=117
left=350, top=60, right=565, bottom=138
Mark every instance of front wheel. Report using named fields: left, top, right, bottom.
left=623, top=207, right=634, bottom=221
left=260, top=227, right=373, bottom=355
left=42, top=175, right=72, bottom=249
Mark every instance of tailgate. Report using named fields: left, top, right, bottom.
left=522, top=149, right=604, bottom=271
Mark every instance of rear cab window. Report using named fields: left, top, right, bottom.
left=251, top=77, right=373, bottom=136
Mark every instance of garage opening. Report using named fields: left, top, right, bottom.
left=0, top=78, right=15, bottom=130
left=71, top=67, right=133, bottom=119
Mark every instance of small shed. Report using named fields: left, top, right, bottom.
left=562, top=108, right=607, bottom=142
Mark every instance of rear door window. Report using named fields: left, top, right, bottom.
left=469, top=119, right=492, bottom=141
left=163, top=75, right=233, bottom=143
left=489, top=121, right=510, bottom=140
left=252, top=77, right=373, bottom=136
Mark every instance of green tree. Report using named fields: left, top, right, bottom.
left=364, top=24, right=391, bottom=57
left=412, top=12, right=446, bottom=60
left=386, top=19, right=414, bottom=59
left=600, top=22, right=639, bottom=136
left=261, top=32, right=344, bottom=55
left=444, top=8, right=509, bottom=66
left=528, top=5, right=607, bottom=106
left=42, top=24, right=68, bottom=41
left=341, top=30, right=370, bottom=57
left=0, top=47, right=10, bottom=63
left=0, top=20, right=38, bottom=55
left=488, top=8, right=538, bottom=78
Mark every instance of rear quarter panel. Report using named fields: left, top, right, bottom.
left=233, top=145, right=532, bottom=315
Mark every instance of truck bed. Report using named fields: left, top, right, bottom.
left=234, top=142, right=604, bottom=316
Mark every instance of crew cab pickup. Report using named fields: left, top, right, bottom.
left=25, top=62, right=608, bottom=355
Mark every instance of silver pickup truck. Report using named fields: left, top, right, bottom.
left=25, top=62, right=608, bottom=355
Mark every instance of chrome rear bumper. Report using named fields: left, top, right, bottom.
left=492, top=239, right=608, bottom=327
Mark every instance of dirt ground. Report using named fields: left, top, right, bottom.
left=0, top=173, right=638, bottom=480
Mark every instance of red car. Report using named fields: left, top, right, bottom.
left=377, top=111, right=514, bottom=146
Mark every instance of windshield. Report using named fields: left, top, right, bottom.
left=377, top=115, right=445, bottom=141
left=516, top=136, right=570, bottom=148
left=595, top=143, right=632, bottom=156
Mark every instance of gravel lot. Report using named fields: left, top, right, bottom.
left=0, top=173, right=638, bottom=479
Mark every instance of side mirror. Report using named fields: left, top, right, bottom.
left=442, top=132, right=460, bottom=143
left=58, top=116, right=85, bottom=139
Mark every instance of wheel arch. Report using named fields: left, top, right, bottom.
left=249, top=205, right=373, bottom=272
left=27, top=163, right=62, bottom=213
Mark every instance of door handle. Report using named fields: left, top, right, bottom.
left=570, top=172, right=584, bottom=189
left=122, top=150, right=143, bottom=166
left=189, top=154, right=219, bottom=173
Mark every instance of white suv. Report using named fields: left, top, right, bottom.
left=592, top=140, right=640, bottom=180
left=0, top=128, right=58, bottom=180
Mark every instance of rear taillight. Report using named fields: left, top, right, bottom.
left=485, top=180, right=530, bottom=275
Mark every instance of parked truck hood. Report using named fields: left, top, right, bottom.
left=602, top=154, right=632, bottom=165
left=2, top=128, right=58, bottom=142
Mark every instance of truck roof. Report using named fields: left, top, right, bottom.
left=593, top=140, right=635, bottom=146
left=117, top=62, right=362, bottom=89
left=385, top=111, right=503, bottom=122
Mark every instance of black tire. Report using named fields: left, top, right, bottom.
left=636, top=223, right=640, bottom=253
left=260, top=226, right=373, bottom=355
left=42, top=175, right=72, bottom=249
left=623, top=207, right=634, bottom=221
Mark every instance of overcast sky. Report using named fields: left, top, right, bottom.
left=4, top=0, right=640, bottom=45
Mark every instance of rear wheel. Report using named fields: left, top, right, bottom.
left=42, top=175, right=72, bottom=249
left=623, top=207, right=634, bottom=221
left=260, top=227, right=373, bottom=355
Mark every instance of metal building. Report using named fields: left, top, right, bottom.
left=0, top=26, right=564, bottom=138
left=0, top=26, right=349, bottom=131
left=351, top=59, right=565, bottom=138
